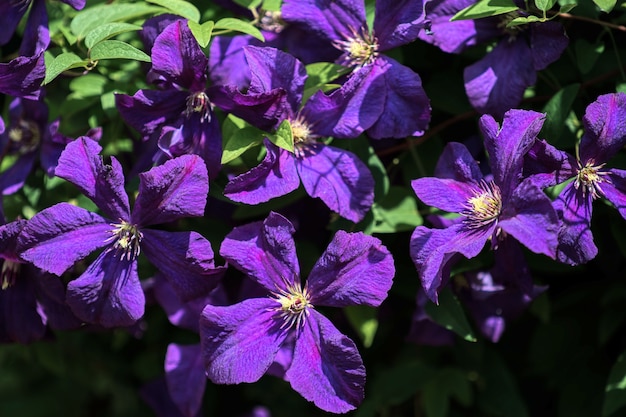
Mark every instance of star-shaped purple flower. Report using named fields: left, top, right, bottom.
left=200, top=212, right=395, bottom=413
left=525, top=92, right=626, bottom=265
left=410, top=109, right=559, bottom=302
left=281, top=0, right=431, bottom=139
left=221, top=46, right=375, bottom=222
left=17, top=137, right=225, bottom=327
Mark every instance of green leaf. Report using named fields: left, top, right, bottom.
left=575, top=39, right=605, bottom=74
left=214, top=18, right=264, bottom=41
left=479, top=349, right=530, bottom=417
left=145, top=0, right=201, bottom=22
left=233, top=0, right=263, bottom=8
left=221, top=115, right=266, bottom=164
left=44, top=52, right=89, bottom=85
left=593, top=0, right=617, bottom=12
left=262, top=0, right=282, bottom=11
left=302, top=62, right=347, bottom=103
left=603, top=352, right=626, bottom=416
left=68, top=73, right=108, bottom=98
left=89, top=40, right=151, bottom=62
left=535, top=0, right=558, bottom=11
left=451, top=0, right=519, bottom=21
left=188, top=20, right=214, bottom=48
left=425, top=288, right=477, bottom=342
left=71, top=3, right=164, bottom=39
left=540, top=83, right=580, bottom=145
left=559, top=3, right=577, bottom=12
left=506, top=15, right=542, bottom=27
left=268, top=120, right=294, bottom=153
left=84, top=22, right=142, bottom=49
left=423, top=369, right=473, bottom=417
left=344, top=306, right=378, bottom=348
left=371, top=186, right=423, bottom=233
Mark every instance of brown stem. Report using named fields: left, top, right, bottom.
left=558, top=12, right=626, bottom=32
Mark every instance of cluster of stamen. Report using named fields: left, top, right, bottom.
left=258, top=10, right=286, bottom=33
left=1, top=260, right=20, bottom=290
left=574, top=159, right=607, bottom=200
left=333, top=29, right=379, bottom=68
left=107, top=221, right=143, bottom=261
left=270, top=280, right=313, bottom=330
left=289, top=117, right=318, bottom=158
left=10, top=0, right=31, bottom=11
left=184, top=91, right=212, bottom=123
left=8, top=119, right=41, bottom=155
left=460, top=180, right=503, bottom=229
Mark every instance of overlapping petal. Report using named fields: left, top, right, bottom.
left=201, top=298, right=288, bottom=384
left=66, top=249, right=144, bottom=327
left=374, top=0, right=428, bottom=51
left=285, top=311, right=365, bottom=413
left=296, top=143, right=374, bottom=222
left=132, top=155, right=208, bottom=226
left=308, top=230, right=394, bottom=307
left=579, top=92, right=626, bottom=164
left=282, top=0, right=365, bottom=42
left=165, top=343, right=206, bottom=417
left=219, top=211, right=300, bottom=292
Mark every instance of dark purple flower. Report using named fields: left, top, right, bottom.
left=410, top=109, right=558, bottom=302
left=200, top=212, right=395, bottom=413
left=116, top=20, right=224, bottom=178
left=17, top=138, right=224, bottom=327
left=525, top=92, right=626, bottom=265
left=0, top=219, right=79, bottom=344
left=282, top=0, right=431, bottom=139
left=221, top=46, right=375, bottom=222
left=418, top=0, right=568, bottom=116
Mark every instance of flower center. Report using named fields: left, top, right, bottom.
left=8, top=119, right=40, bottom=155
left=258, top=10, right=286, bottom=33
left=107, top=221, right=143, bottom=261
left=461, top=180, right=502, bottom=229
left=184, top=91, right=212, bottom=123
left=1, top=260, right=20, bottom=290
left=575, top=160, right=608, bottom=199
left=497, top=11, right=527, bottom=38
left=271, top=281, right=312, bottom=330
left=333, top=29, right=379, bottom=67
left=288, top=117, right=318, bottom=158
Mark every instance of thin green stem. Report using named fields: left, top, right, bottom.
left=604, top=27, right=626, bottom=82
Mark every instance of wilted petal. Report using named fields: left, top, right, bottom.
left=165, top=343, right=206, bottom=417
left=201, top=298, right=288, bottom=384
left=66, top=249, right=144, bottom=327
left=219, top=211, right=300, bottom=292
left=224, top=141, right=300, bottom=205
left=365, top=56, right=431, bottom=139
left=296, top=144, right=374, bottom=222
left=308, top=231, right=394, bottom=307
left=18, top=203, right=111, bottom=276
left=132, top=155, right=208, bottom=226
left=285, top=311, right=365, bottom=413
left=56, top=137, right=131, bottom=220
left=142, top=230, right=226, bottom=302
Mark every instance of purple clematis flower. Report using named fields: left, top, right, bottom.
left=0, top=218, right=79, bottom=343
left=282, top=0, right=431, bottom=139
left=116, top=20, right=224, bottom=178
left=410, top=109, right=559, bottom=302
left=525, top=92, right=626, bottom=265
left=221, top=46, right=375, bottom=222
left=200, top=211, right=395, bottom=413
left=0, top=97, right=100, bottom=195
left=17, top=137, right=225, bottom=327
left=418, top=0, right=568, bottom=117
